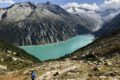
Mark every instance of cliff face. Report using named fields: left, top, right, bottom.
left=0, top=2, right=90, bottom=46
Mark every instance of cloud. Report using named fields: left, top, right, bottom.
left=62, top=3, right=102, bottom=31
left=101, top=0, right=120, bottom=10
left=78, top=11, right=103, bottom=31
left=62, top=0, right=120, bottom=32
left=63, top=0, right=120, bottom=11
left=78, top=3, right=99, bottom=10
left=104, top=0, right=120, bottom=4
left=0, top=0, right=15, bottom=4
left=100, top=0, right=120, bottom=22
left=62, top=2, right=99, bottom=11
left=103, top=11, right=120, bottom=21
left=63, top=2, right=79, bottom=9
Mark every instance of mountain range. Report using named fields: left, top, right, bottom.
left=0, top=2, right=120, bottom=79
left=0, top=2, right=92, bottom=46
left=0, top=2, right=120, bottom=46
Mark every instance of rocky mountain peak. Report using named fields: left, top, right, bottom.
left=0, top=2, right=83, bottom=46
left=0, top=2, right=37, bottom=22
left=36, top=1, right=68, bottom=15
left=0, top=2, right=69, bottom=22
left=0, top=2, right=100, bottom=46
left=7, top=2, right=36, bottom=9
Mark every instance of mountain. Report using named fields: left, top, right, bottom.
left=59, top=28, right=120, bottom=60
left=64, top=4, right=120, bottom=22
left=63, top=5, right=102, bottom=32
left=64, top=5, right=120, bottom=33
left=97, top=8, right=120, bottom=23
left=93, top=13, right=120, bottom=37
left=0, top=39, right=40, bottom=71
left=0, top=2, right=92, bottom=46
left=57, top=6, right=120, bottom=58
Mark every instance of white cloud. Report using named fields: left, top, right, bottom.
left=62, top=2, right=80, bottom=9
left=62, top=0, right=120, bottom=11
left=79, top=3, right=99, bottom=10
left=101, top=0, right=120, bottom=10
left=78, top=11, right=103, bottom=31
left=100, top=0, right=120, bottom=22
left=62, top=3, right=103, bottom=31
left=62, top=0, right=120, bottom=32
left=62, top=2, right=99, bottom=11
left=104, top=0, right=120, bottom=4
left=0, top=0, right=15, bottom=4
left=103, top=11, right=120, bottom=22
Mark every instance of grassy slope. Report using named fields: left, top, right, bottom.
left=0, top=39, right=40, bottom=71
left=59, top=30, right=120, bottom=60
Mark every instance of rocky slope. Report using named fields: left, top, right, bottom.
left=0, top=39, right=40, bottom=71
left=0, top=2, right=92, bottom=46
left=1, top=53, right=120, bottom=80
left=1, top=25, right=120, bottom=80
left=60, top=29, right=120, bottom=61
left=35, top=28, right=120, bottom=80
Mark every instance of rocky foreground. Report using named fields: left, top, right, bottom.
left=0, top=53, right=120, bottom=80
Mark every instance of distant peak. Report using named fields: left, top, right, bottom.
left=46, top=1, right=51, bottom=5
left=4, top=2, right=36, bottom=9
left=15, top=2, right=36, bottom=8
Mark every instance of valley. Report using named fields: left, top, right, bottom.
left=0, top=1, right=120, bottom=80
left=20, top=34, right=94, bottom=61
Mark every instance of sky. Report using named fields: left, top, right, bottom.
left=0, top=0, right=104, bottom=8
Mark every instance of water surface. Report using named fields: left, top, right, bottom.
left=20, top=34, right=94, bottom=61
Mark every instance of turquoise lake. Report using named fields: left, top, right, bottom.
left=20, top=34, right=95, bottom=61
